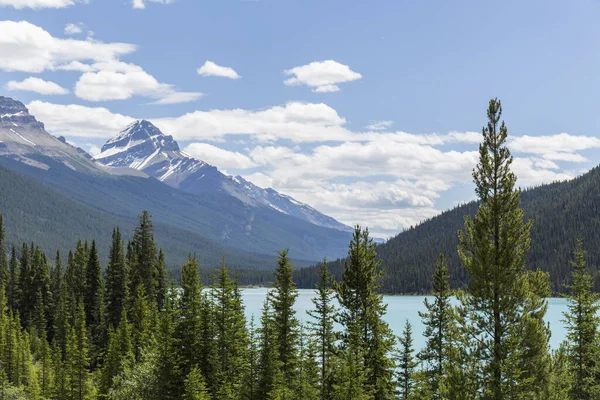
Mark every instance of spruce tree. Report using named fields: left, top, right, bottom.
left=0, top=215, right=7, bottom=290
left=269, top=250, right=301, bottom=388
left=100, top=310, right=134, bottom=397
left=177, top=254, right=203, bottom=375
left=563, top=239, right=600, bottom=399
left=7, top=246, right=18, bottom=312
left=84, top=240, right=105, bottom=359
left=457, top=98, right=537, bottom=400
left=66, top=302, right=91, bottom=400
left=155, top=288, right=183, bottom=400
left=396, top=320, right=417, bottom=400
left=307, top=259, right=336, bottom=400
left=336, top=226, right=395, bottom=399
left=417, top=253, right=454, bottom=399
left=184, top=366, right=210, bottom=400
left=105, top=227, right=129, bottom=329
left=213, top=259, right=248, bottom=397
left=132, top=211, right=158, bottom=305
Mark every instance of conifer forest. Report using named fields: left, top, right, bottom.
left=0, top=99, right=599, bottom=400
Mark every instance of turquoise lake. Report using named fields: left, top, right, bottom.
left=241, top=288, right=570, bottom=351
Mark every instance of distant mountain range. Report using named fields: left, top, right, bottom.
left=0, top=96, right=352, bottom=268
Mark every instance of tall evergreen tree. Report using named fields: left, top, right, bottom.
left=100, top=310, right=134, bottom=397
left=66, top=302, right=91, bottom=400
left=155, top=288, right=182, bottom=400
left=213, top=259, right=248, bottom=397
left=396, top=320, right=417, bottom=400
left=7, top=246, right=19, bottom=312
left=84, top=240, right=105, bottom=358
left=336, top=226, right=395, bottom=399
left=0, top=215, right=7, bottom=290
left=131, top=211, right=158, bottom=305
left=105, top=227, right=129, bottom=329
left=177, top=254, right=203, bottom=375
left=307, top=259, right=336, bottom=400
left=457, top=98, right=537, bottom=400
left=269, top=250, right=301, bottom=389
left=417, top=253, right=454, bottom=399
left=563, top=239, right=600, bottom=399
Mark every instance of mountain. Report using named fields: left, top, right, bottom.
left=0, top=96, right=352, bottom=265
left=95, top=120, right=350, bottom=232
left=294, top=166, right=600, bottom=294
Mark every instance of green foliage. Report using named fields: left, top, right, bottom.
left=396, top=320, right=417, bottom=400
left=563, top=240, right=600, bottom=399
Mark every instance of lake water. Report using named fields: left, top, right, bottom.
left=241, top=288, right=570, bottom=351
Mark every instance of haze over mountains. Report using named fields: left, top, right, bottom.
left=0, top=96, right=352, bottom=267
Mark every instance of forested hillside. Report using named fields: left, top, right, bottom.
left=295, top=164, right=600, bottom=294
left=0, top=164, right=285, bottom=270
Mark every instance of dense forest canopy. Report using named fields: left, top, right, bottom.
left=0, top=99, right=598, bottom=399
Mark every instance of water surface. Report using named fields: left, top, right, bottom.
left=241, top=288, right=569, bottom=351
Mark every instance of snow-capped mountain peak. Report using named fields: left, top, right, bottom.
left=95, top=121, right=351, bottom=232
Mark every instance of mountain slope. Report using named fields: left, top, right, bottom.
left=295, top=167, right=600, bottom=293
left=0, top=163, right=279, bottom=269
left=0, top=96, right=352, bottom=263
left=95, top=120, right=350, bottom=232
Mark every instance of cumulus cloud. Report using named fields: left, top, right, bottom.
left=27, top=101, right=135, bottom=138
left=0, top=21, right=135, bottom=73
left=0, top=0, right=84, bottom=9
left=64, top=23, right=83, bottom=35
left=25, top=99, right=594, bottom=237
left=183, top=143, right=256, bottom=169
left=6, top=77, right=69, bottom=95
left=197, top=61, right=241, bottom=79
left=73, top=61, right=202, bottom=103
left=284, top=60, right=362, bottom=93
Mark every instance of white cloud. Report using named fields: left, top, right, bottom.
left=64, top=23, right=83, bottom=35
left=510, top=133, right=600, bottom=163
left=6, top=77, right=69, bottom=95
left=183, top=143, right=256, bottom=169
left=86, top=144, right=101, bottom=156
left=26, top=100, right=595, bottom=237
left=365, top=120, right=393, bottom=131
left=284, top=60, right=362, bottom=93
left=27, top=101, right=135, bottom=138
left=133, top=0, right=175, bottom=9
left=0, top=21, right=135, bottom=73
left=197, top=61, right=241, bottom=79
left=0, top=0, right=84, bottom=9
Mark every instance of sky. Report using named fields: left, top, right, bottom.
left=1, top=0, right=600, bottom=238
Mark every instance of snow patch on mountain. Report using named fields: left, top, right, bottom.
left=95, top=120, right=351, bottom=232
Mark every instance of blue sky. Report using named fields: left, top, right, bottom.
left=1, top=0, right=600, bottom=237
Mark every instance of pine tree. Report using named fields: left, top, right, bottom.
left=66, top=302, right=91, bottom=400
left=155, top=288, right=182, bottom=400
left=105, top=227, right=130, bottom=329
left=457, top=98, right=536, bottom=400
left=563, top=239, right=600, bottom=399
left=184, top=366, right=211, bottom=400
left=7, top=246, right=19, bottom=312
left=258, top=297, right=280, bottom=398
left=84, top=240, right=105, bottom=361
left=130, top=284, right=153, bottom=362
left=242, top=315, right=260, bottom=400
left=177, top=254, right=203, bottom=375
left=214, top=259, right=248, bottom=397
left=100, top=310, right=134, bottom=397
left=396, top=320, right=417, bottom=400
left=0, top=215, right=7, bottom=291
left=417, top=253, right=454, bottom=399
left=156, top=248, right=168, bottom=310
left=269, top=250, right=301, bottom=388
left=297, top=325, right=320, bottom=400
left=307, top=259, right=336, bottom=400
left=336, top=226, right=395, bottom=399
left=132, top=211, right=158, bottom=305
